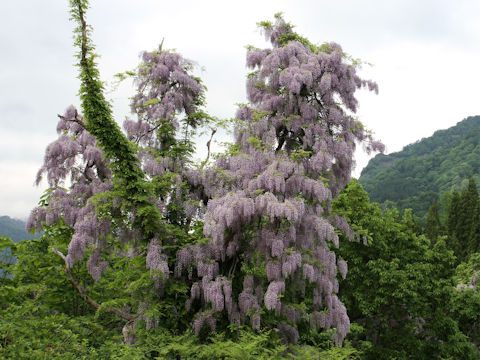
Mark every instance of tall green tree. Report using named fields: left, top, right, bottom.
left=462, top=177, right=480, bottom=255
left=425, top=199, right=442, bottom=243
left=447, top=177, right=480, bottom=261
left=447, top=190, right=461, bottom=256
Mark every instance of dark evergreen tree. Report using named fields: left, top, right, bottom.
left=462, top=177, right=480, bottom=255
left=447, top=178, right=480, bottom=262
left=425, top=199, right=441, bottom=243
left=447, top=190, right=461, bottom=259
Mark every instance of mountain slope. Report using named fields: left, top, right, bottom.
left=358, top=115, right=480, bottom=221
left=0, top=215, right=36, bottom=243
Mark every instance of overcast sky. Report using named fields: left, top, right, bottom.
left=1, top=0, right=480, bottom=219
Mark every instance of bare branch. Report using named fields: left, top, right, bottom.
left=200, top=128, right=217, bottom=169
left=313, top=92, right=324, bottom=110
left=52, top=247, right=67, bottom=262
left=158, top=38, right=164, bottom=53
left=83, top=162, right=94, bottom=182
left=57, top=114, right=86, bottom=130
left=228, top=256, right=238, bottom=280
left=52, top=248, right=136, bottom=321
left=133, top=122, right=162, bottom=144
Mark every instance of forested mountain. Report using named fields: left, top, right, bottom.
left=0, top=216, right=36, bottom=243
left=358, top=115, right=480, bottom=221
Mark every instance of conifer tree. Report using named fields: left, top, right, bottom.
left=462, top=177, right=480, bottom=256
left=448, top=190, right=461, bottom=258
left=447, top=178, right=480, bottom=262
left=425, top=199, right=441, bottom=243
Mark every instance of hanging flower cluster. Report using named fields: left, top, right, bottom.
left=456, top=270, right=479, bottom=291
left=27, top=106, right=112, bottom=277
left=124, top=48, right=206, bottom=150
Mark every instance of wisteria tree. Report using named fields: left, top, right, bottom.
left=179, top=14, right=383, bottom=345
left=27, top=2, right=382, bottom=349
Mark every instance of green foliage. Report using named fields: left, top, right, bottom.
left=359, top=115, right=480, bottom=222
left=0, top=309, right=114, bottom=359
left=452, top=253, right=480, bottom=349
left=0, top=230, right=110, bottom=359
left=447, top=190, right=461, bottom=256
left=0, top=205, right=373, bottom=359
left=5, top=184, right=480, bottom=357
left=333, top=180, right=475, bottom=359
left=0, top=236, right=15, bottom=283
left=1, top=228, right=363, bottom=358
left=132, top=326, right=362, bottom=359
left=459, top=178, right=480, bottom=256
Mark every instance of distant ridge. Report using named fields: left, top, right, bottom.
left=358, top=115, right=480, bottom=221
left=0, top=215, right=37, bottom=243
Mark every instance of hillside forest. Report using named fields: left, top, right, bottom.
left=2, top=1, right=480, bottom=359
left=359, top=115, right=480, bottom=222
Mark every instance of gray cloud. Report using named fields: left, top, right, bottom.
left=1, top=0, right=480, bottom=218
